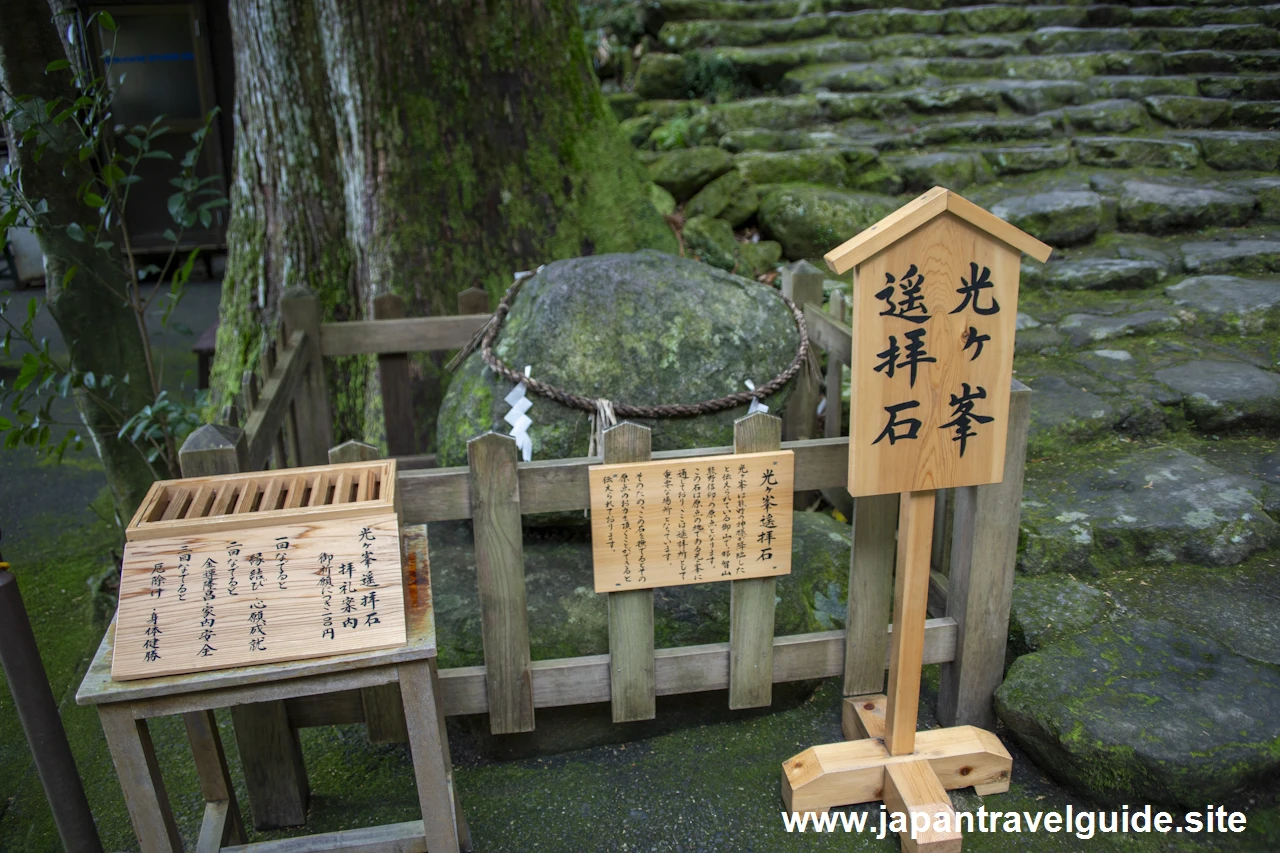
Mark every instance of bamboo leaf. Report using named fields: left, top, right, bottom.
left=99, top=11, right=117, bottom=31
left=46, top=59, right=71, bottom=72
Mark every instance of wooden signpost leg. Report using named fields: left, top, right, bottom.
left=884, top=490, right=936, bottom=756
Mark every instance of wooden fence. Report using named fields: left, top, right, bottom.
left=178, top=265, right=1030, bottom=828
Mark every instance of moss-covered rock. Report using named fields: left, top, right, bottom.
left=1144, top=95, right=1233, bottom=128
left=634, top=53, right=690, bottom=100
left=427, top=510, right=855, bottom=667
left=683, top=215, right=742, bottom=273
left=981, top=144, right=1071, bottom=176
left=757, top=185, right=899, bottom=260
left=1153, top=359, right=1280, bottom=430
left=1019, top=446, right=1280, bottom=576
left=1055, top=99, right=1149, bottom=134
left=647, top=147, right=734, bottom=201
left=708, top=96, right=824, bottom=133
left=1177, top=130, right=1280, bottom=171
left=1165, top=274, right=1280, bottom=333
left=992, top=191, right=1103, bottom=247
left=1118, top=181, right=1257, bottom=234
left=996, top=618, right=1280, bottom=806
left=648, top=183, right=677, bottom=216
left=1008, top=573, right=1112, bottom=656
left=733, top=150, right=850, bottom=188
left=436, top=251, right=798, bottom=465
left=684, top=170, right=759, bottom=226
left=1074, top=136, right=1201, bottom=170
left=884, top=151, right=993, bottom=193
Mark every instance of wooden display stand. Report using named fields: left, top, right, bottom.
left=77, top=525, right=468, bottom=853
left=781, top=188, right=1051, bottom=851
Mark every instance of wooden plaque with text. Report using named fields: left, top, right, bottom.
left=826, top=188, right=1052, bottom=498
left=112, top=461, right=407, bottom=681
left=588, top=450, right=794, bottom=592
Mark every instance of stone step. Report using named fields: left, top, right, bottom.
left=659, top=6, right=1280, bottom=50
left=778, top=51, right=1280, bottom=92
left=660, top=6, right=1088, bottom=50
left=655, top=0, right=1280, bottom=23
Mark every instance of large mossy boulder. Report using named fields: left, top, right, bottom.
left=758, top=185, right=899, bottom=260
left=428, top=511, right=857, bottom=668
left=996, top=618, right=1280, bottom=806
left=436, top=251, right=799, bottom=465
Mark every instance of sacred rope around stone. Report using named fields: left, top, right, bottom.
left=473, top=269, right=812, bottom=420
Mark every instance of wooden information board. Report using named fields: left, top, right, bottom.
left=588, top=450, right=794, bottom=592
left=829, top=187, right=1052, bottom=498
left=112, top=461, right=407, bottom=681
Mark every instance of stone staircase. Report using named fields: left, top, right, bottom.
left=592, top=0, right=1280, bottom=812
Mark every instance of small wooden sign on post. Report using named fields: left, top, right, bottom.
left=112, top=461, right=408, bottom=681
left=781, top=187, right=1051, bottom=852
left=588, top=450, right=794, bottom=592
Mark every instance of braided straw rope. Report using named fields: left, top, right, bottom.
left=479, top=270, right=811, bottom=419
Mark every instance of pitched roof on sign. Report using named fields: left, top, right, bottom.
left=823, top=186, right=1054, bottom=275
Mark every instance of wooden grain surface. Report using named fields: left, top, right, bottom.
left=729, top=413, right=783, bottom=709
left=112, top=513, right=407, bottom=681
left=847, top=213, right=1020, bottom=497
left=843, top=493, right=898, bottom=696
left=468, top=433, right=535, bottom=734
left=320, top=314, right=489, bottom=357
left=373, top=294, right=417, bottom=457
left=884, top=490, right=936, bottom=756
left=588, top=450, right=794, bottom=592
left=603, top=423, right=657, bottom=723
left=884, top=760, right=963, bottom=853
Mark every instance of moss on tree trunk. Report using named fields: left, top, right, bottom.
left=215, top=0, right=677, bottom=449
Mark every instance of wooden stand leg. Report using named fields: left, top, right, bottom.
left=885, top=760, right=962, bottom=853
left=842, top=694, right=886, bottom=741
left=885, top=490, right=936, bottom=756
left=363, top=683, right=410, bottom=743
left=99, top=704, right=183, bottom=853
left=230, top=699, right=310, bottom=829
left=184, top=709, right=247, bottom=848
left=401, top=658, right=468, bottom=853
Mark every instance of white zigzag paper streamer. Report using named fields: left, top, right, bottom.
left=504, top=365, right=534, bottom=462
left=744, top=379, right=768, bottom=415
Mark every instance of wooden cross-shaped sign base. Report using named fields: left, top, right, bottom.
left=780, top=189, right=1050, bottom=851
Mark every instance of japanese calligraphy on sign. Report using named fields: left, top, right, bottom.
left=825, top=187, right=1051, bottom=498
left=112, top=514, right=405, bottom=680
left=588, top=451, right=794, bottom=592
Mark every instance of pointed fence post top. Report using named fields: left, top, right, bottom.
left=179, top=424, right=248, bottom=477
left=602, top=422, right=651, bottom=464
left=328, top=439, right=379, bottom=464
left=734, top=411, right=782, bottom=453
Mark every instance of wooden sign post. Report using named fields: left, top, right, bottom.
left=781, top=187, right=1051, bottom=851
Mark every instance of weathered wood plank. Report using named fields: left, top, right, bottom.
left=937, top=382, right=1031, bottom=729
left=432, top=619, right=957, bottom=717
left=374, top=294, right=417, bottom=457
left=468, top=433, right=535, bottom=734
left=279, top=288, right=333, bottom=466
left=362, top=683, right=409, bottom=745
left=398, top=437, right=850, bottom=524
left=320, top=314, right=490, bottom=357
left=729, top=412, right=783, bottom=709
left=843, top=493, right=898, bottom=696
left=178, top=424, right=249, bottom=480
left=804, top=303, right=853, bottom=370
left=457, top=286, right=490, bottom=316
left=600, top=423, right=657, bottom=723
left=229, top=700, right=311, bottom=830
left=884, top=490, right=936, bottom=757
left=222, top=820, right=427, bottom=853
left=98, top=707, right=183, bottom=853
left=195, top=800, right=232, bottom=853
left=184, top=709, right=246, bottom=847
left=400, top=659, right=465, bottom=853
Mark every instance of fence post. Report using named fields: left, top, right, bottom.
left=603, top=423, right=656, bottom=723
left=179, top=425, right=309, bottom=830
left=936, top=381, right=1032, bottom=729
left=279, top=287, right=333, bottom=466
left=843, top=493, right=898, bottom=697
left=457, top=285, right=491, bottom=315
left=0, top=564, right=104, bottom=853
left=467, top=432, right=535, bottom=734
left=780, top=260, right=824, bottom=445
left=328, top=440, right=411, bottom=743
left=373, top=294, right=417, bottom=457
left=729, top=412, right=783, bottom=709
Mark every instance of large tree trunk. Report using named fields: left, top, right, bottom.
left=0, top=0, right=164, bottom=521
left=214, top=0, right=676, bottom=449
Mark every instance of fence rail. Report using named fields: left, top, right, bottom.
left=181, top=266, right=1030, bottom=829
